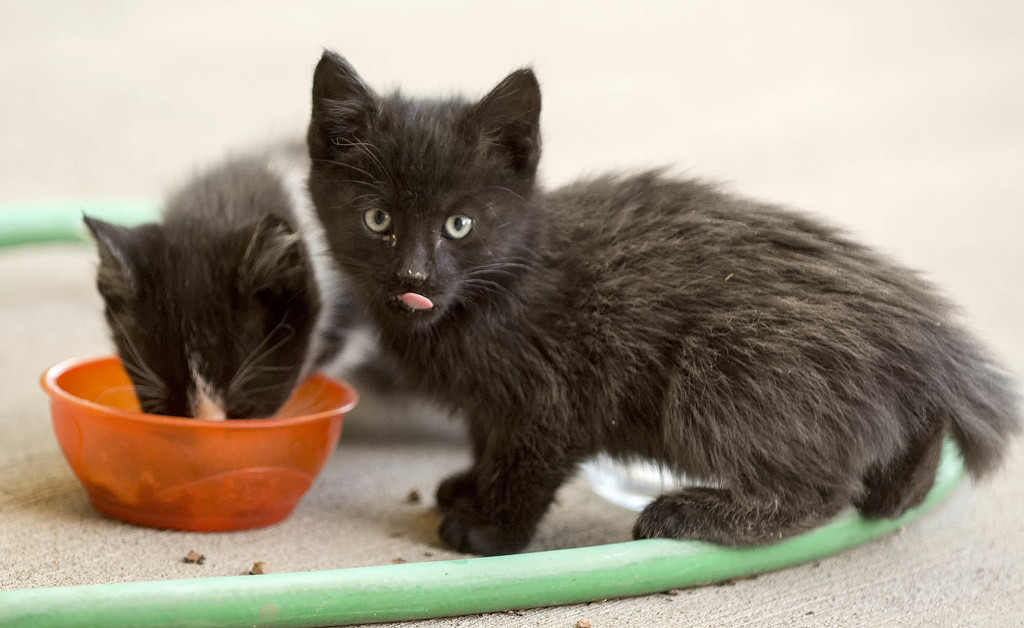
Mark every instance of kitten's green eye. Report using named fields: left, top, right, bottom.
left=363, top=208, right=392, bottom=234
left=443, top=214, right=473, bottom=239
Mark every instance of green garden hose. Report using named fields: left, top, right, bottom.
left=0, top=203, right=968, bottom=628
left=0, top=201, right=159, bottom=247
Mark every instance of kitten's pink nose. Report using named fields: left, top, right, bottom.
left=399, top=292, right=434, bottom=310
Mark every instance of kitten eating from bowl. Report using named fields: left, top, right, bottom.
left=85, top=142, right=373, bottom=420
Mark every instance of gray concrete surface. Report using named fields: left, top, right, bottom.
left=1, top=1, right=1022, bottom=626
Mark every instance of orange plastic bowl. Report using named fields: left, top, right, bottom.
left=40, top=355, right=358, bottom=532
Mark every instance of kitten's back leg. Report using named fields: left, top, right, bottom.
left=632, top=486, right=848, bottom=546
left=854, top=419, right=944, bottom=519
left=634, top=422, right=946, bottom=544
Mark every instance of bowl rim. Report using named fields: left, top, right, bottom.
left=40, top=354, right=359, bottom=429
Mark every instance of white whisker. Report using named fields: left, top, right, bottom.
left=229, top=317, right=296, bottom=394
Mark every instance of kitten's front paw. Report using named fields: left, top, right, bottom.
left=436, top=469, right=478, bottom=512
left=438, top=506, right=529, bottom=556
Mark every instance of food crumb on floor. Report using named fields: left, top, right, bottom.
left=577, top=619, right=593, bottom=628
left=392, top=557, right=406, bottom=564
left=406, top=489, right=421, bottom=503
left=183, top=551, right=205, bottom=565
left=249, top=561, right=268, bottom=575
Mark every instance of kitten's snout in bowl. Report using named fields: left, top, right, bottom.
left=40, top=355, right=358, bottom=531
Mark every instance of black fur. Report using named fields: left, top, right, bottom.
left=85, top=144, right=357, bottom=419
left=307, top=51, right=1020, bottom=554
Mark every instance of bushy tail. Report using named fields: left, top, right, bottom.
left=945, top=343, right=1021, bottom=478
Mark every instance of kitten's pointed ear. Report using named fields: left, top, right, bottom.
left=308, top=50, right=375, bottom=158
left=239, top=214, right=309, bottom=296
left=312, top=50, right=373, bottom=105
left=470, top=68, right=542, bottom=176
left=83, top=214, right=135, bottom=302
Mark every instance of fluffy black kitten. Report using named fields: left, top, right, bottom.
left=85, top=143, right=370, bottom=419
left=306, top=51, right=1019, bottom=555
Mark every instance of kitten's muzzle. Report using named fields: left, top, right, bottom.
left=391, top=268, right=438, bottom=313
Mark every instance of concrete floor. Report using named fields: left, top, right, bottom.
left=1, top=1, right=1022, bottom=625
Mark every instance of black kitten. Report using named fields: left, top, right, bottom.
left=307, top=51, right=1019, bottom=554
left=86, top=143, right=371, bottom=419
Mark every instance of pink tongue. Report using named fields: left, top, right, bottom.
left=399, top=292, right=434, bottom=310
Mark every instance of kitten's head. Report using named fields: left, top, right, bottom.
left=306, top=51, right=542, bottom=329
left=84, top=213, right=320, bottom=419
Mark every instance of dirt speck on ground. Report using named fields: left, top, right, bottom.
left=183, top=551, right=205, bottom=565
